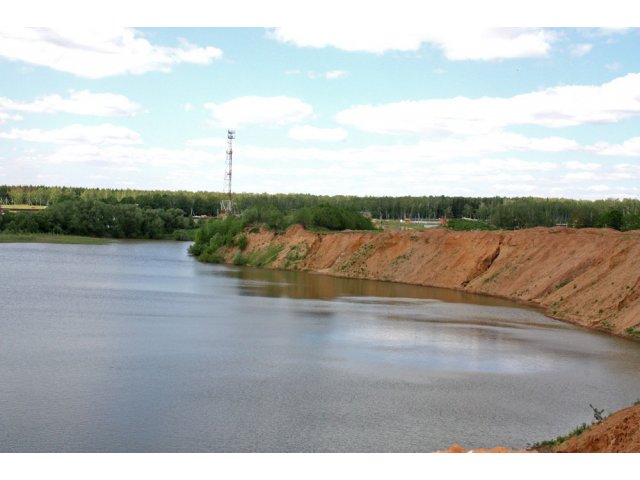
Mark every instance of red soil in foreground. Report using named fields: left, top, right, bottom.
left=437, top=445, right=529, bottom=453
left=438, top=404, right=640, bottom=453
left=555, top=404, right=640, bottom=453
left=224, top=225, right=640, bottom=451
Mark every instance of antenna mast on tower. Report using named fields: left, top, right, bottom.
left=220, top=129, right=235, bottom=214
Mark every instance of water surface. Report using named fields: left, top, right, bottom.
left=1, top=241, right=639, bottom=452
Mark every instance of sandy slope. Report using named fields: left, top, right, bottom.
left=437, top=404, right=640, bottom=452
left=438, top=403, right=640, bottom=453
left=231, top=225, right=640, bottom=338
left=555, top=404, right=640, bottom=453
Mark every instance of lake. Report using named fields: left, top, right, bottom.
left=1, top=241, right=639, bottom=452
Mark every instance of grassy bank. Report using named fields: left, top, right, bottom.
left=0, top=233, right=113, bottom=245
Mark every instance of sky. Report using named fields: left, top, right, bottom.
left=1, top=22, right=640, bottom=198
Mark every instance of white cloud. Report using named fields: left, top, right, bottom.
left=570, top=43, right=593, bottom=57
left=288, top=125, right=348, bottom=142
left=0, top=112, right=23, bottom=124
left=594, top=28, right=632, bottom=36
left=174, top=38, right=221, bottom=64
left=412, top=132, right=579, bottom=159
left=306, top=70, right=349, bottom=80
left=0, top=28, right=223, bottom=78
left=11, top=137, right=637, bottom=198
left=605, top=62, right=622, bottom=71
left=0, top=90, right=141, bottom=117
left=490, top=183, right=536, bottom=193
left=586, top=184, right=610, bottom=191
left=186, top=137, right=228, bottom=148
left=563, top=171, right=598, bottom=181
left=561, top=167, right=638, bottom=184
left=410, top=158, right=555, bottom=182
left=0, top=124, right=141, bottom=145
left=183, top=103, right=194, bottom=112
left=205, top=96, right=313, bottom=127
left=564, top=161, right=601, bottom=170
left=235, top=142, right=556, bottom=172
left=271, top=27, right=554, bottom=60
left=42, top=144, right=217, bottom=166
left=436, top=29, right=555, bottom=61
left=336, top=73, right=640, bottom=135
left=324, top=70, right=348, bottom=80
left=592, top=137, right=640, bottom=157
left=614, top=163, right=640, bottom=175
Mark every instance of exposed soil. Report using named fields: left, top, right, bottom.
left=436, top=444, right=528, bottom=453
left=437, top=404, right=640, bottom=453
left=229, top=225, right=640, bottom=338
left=554, top=404, right=640, bottom=453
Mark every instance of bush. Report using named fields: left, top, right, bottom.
left=309, top=204, right=374, bottom=231
left=600, top=209, right=623, bottom=230
left=236, top=233, right=248, bottom=251
left=189, top=205, right=374, bottom=264
left=446, top=218, right=497, bottom=231
left=172, top=228, right=197, bottom=241
left=232, top=253, right=248, bottom=265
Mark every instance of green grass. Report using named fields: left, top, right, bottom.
left=377, top=220, right=434, bottom=231
left=233, top=244, right=284, bottom=267
left=529, top=422, right=592, bottom=451
left=0, top=233, right=112, bottom=244
left=393, top=252, right=411, bottom=265
left=624, top=323, right=640, bottom=338
left=338, top=242, right=375, bottom=272
left=283, top=243, right=309, bottom=269
left=305, top=224, right=383, bottom=234
left=482, top=270, right=501, bottom=284
left=530, top=404, right=608, bottom=451
left=555, top=279, right=571, bottom=290
left=599, top=320, right=614, bottom=330
left=170, top=228, right=198, bottom=241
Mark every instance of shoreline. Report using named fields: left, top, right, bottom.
left=0, top=233, right=113, bottom=245
left=217, top=224, right=640, bottom=341
left=0, top=233, right=194, bottom=245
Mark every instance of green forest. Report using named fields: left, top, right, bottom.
left=0, top=197, right=195, bottom=239
left=2, top=185, right=640, bottom=238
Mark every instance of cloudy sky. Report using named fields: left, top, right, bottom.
left=1, top=24, right=639, bottom=198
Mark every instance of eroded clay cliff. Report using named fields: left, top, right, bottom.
left=225, top=225, right=640, bottom=338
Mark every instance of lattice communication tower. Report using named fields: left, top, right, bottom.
left=220, top=129, right=235, bottom=214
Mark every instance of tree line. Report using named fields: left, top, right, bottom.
left=0, top=198, right=195, bottom=239
left=2, top=185, right=640, bottom=231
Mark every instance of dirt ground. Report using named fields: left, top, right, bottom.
left=438, top=404, right=640, bottom=453
left=555, top=404, right=640, bottom=453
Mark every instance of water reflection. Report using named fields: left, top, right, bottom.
left=2, top=242, right=640, bottom=453
left=221, top=265, right=527, bottom=307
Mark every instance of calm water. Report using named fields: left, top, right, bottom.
left=1, top=241, right=639, bottom=452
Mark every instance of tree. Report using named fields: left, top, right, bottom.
left=601, top=209, right=623, bottom=230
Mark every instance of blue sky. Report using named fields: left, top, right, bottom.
left=1, top=25, right=639, bottom=198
